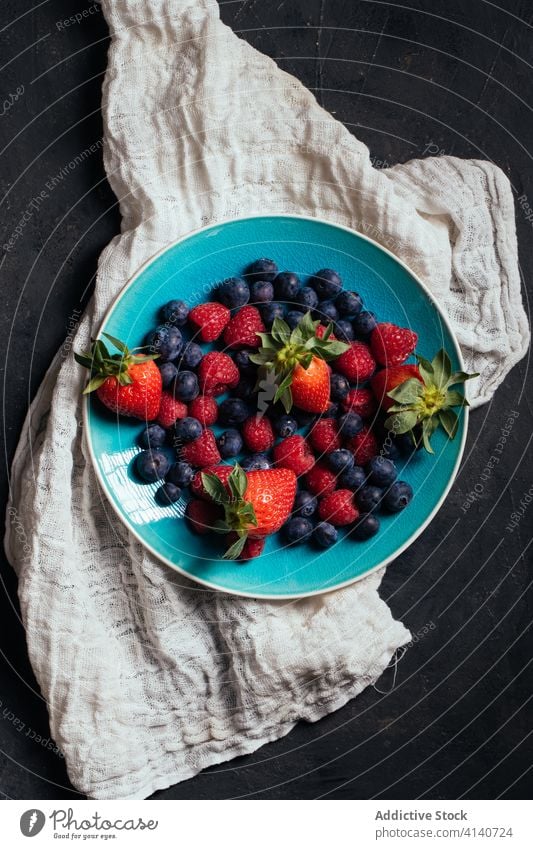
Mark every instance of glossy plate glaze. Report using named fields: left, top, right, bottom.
left=85, top=215, right=467, bottom=598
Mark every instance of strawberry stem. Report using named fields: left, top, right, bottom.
left=74, top=333, right=158, bottom=394
left=384, top=348, right=478, bottom=452
left=201, top=465, right=258, bottom=558
left=249, top=312, right=348, bottom=412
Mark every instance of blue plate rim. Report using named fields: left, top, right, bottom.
left=83, top=214, right=469, bottom=599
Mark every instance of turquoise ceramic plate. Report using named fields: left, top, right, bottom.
left=85, top=215, right=467, bottom=598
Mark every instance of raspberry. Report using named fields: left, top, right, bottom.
left=197, top=352, right=239, bottom=397
left=341, top=387, right=378, bottom=419
left=188, top=395, right=218, bottom=426
left=318, top=489, right=359, bottom=526
left=188, top=302, right=230, bottom=342
left=180, top=429, right=221, bottom=468
left=223, top=305, right=265, bottom=349
left=156, top=392, right=188, bottom=428
left=241, top=415, right=275, bottom=453
left=315, top=324, right=337, bottom=340
left=273, top=435, right=315, bottom=476
left=370, top=322, right=418, bottom=367
left=225, top=532, right=265, bottom=560
left=335, top=341, right=376, bottom=383
left=186, top=499, right=221, bottom=534
left=190, top=464, right=233, bottom=501
left=305, top=461, right=337, bottom=497
left=308, top=418, right=341, bottom=454
left=346, top=426, right=378, bottom=466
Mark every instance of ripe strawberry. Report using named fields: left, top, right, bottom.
left=305, top=461, right=337, bottom=496
left=202, top=465, right=296, bottom=556
left=225, top=532, right=265, bottom=560
left=241, top=415, right=274, bottom=453
left=291, top=356, right=331, bottom=414
left=273, top=435, right=315, bottom=475
left=181, top=429, right=221, bottom=468
left=318, top=489, right=359, bottom=526
left=370, top=322, right=418, bottom=367
left=156, top=391, right=188, bottom=428
left=186, top=499, right=222, bottom=535
left=190, top=464, right=234, bottom=500
left=75, top=333, right=161, bottom=420
left=188, top=395, right=218, bottom=426
left=308, top=418, right=341, bottom=454
left=248, top=312, right=348, bottom=414
left=346, top=426, right=378, bottom=466
left=223, top=305, right=265, bottom=349
left=335, top=341, right=376, bottom=383
left=197, top=352, right=239, bottom=396
left=341, top=387, right=378, bottom=419
left=370, top=365, right=422, bottom=412
left=188, top=302, right=230, bottom=342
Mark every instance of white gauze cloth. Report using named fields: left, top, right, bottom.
left=5, top=0, right=529, bottom=800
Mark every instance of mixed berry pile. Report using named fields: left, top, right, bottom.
left=77, top=257, right=475, bottom=561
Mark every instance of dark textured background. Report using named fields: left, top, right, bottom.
left=0, top=0, right=531, bottom=800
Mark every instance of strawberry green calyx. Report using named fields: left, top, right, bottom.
left=201, top=464, right=257, bottom=559
left=384, top=348, right=479, bottom=453
left=249, top=312, right=348, bottom=412
left=74, top=333, right=158, bottom=395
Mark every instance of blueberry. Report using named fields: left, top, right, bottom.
left=174, top=416, right=202, bottom=443
left=139, top=423, right=167, bottom=449
left=340, top=464, right=366, bottom=490
left=155, top=482, right=181, bottom=505
left=233, top=349, right=255, bottom=373
left=313, top=300, right=338, bottom=323
left=296, top=287, right=319, bottom=310
left=367, top=456, right=398, bottom=488
left=172, top=370, right=199, bottom=402
left=241, top=453, right=271, bottom=471
left=330, top=373, right=349, bottom=401
left=217, top=428, right=243, bottom=458
left=180, top=342, right=203, bottom=369
left=321, top=402, right=339, bottom=419
left=250, top=279, right=274, bottom=303
left=216, top=276, right=250, bottom=309
left=260, top=301, right=285, bottom=326
left=146, top=325, right=183, bottom=362
left=356, top=485, right=384, bottom=512
left=135, top=449, right=170, bottom=483
left=232, top=377, right=257, bottom=400
left=245, top=258, right=278, bottom=282
left=274, top=271, right=300, bottom=301
left=218, top=397, right=249, bottom=426
left=167, top=461, right=194, bottom=487
left=159, top=361, right=178, bottom=389
left=383, top=480, right=413, bottom=512
left=353, top=310, right=377, bottom=337
left=352, top=513, right=380, bottom=540
left=309, top=268, right=343, bottom=300
left=274, top=414, right=298, bottom=438
left=293, top=408, right=317, bottom=428
left=313, top=522, right=338, bottom=548
left=285, top=310, right=306, bottom=330
left=335, top=319, right=355, bottom=342
left=381, top=438, right=402, bottom=461
left=396, top=429, right=422, bottom=455
left=335, top=290, right=363, bottom=317
left=160, top=299, right=189, bottom=326
left=329, top=449, right=354, bottom=474
left=293, top=490, right=318, bottom=518
left=339, top=412, right=364, bottom=437
left=283, top=516, right=313, bottom=544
